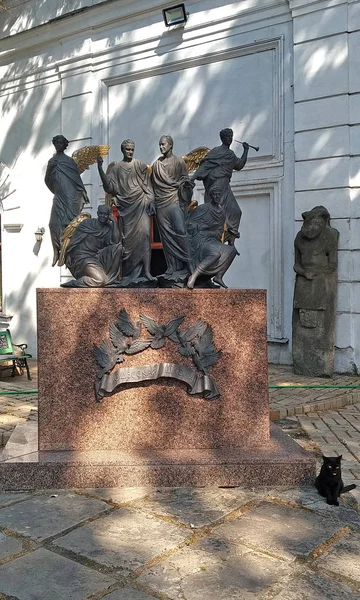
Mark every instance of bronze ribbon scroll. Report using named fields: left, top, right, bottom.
left=96, top=362, right=219, bottom=402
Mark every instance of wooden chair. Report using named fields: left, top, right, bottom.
left=0, top=329, right=32, bottom=380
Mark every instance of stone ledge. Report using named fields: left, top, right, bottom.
left=0, top=422, right=315, bottom=490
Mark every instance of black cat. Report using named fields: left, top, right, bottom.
left=315, top=455, right=356, bottom=506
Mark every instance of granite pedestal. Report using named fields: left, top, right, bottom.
left=0, top=289, right=315, bottom=489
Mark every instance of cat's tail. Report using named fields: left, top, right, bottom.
left=341, top=484, right=357, bottom=494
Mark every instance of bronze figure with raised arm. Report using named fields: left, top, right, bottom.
left=190, top=128, right=249, bottom=245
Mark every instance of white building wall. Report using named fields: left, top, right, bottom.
left=0, top=0, right=296, bottom=359
left=289, top=0, right=360, bottom=373
left=1, top=0, right=358, bottom=371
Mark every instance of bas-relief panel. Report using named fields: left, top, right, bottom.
left=106, top=49, right=276, bottom=165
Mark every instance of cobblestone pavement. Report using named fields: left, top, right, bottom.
left=0, top=361, right=37, bottom=447
left=269, top=364, right=360, bottom=420
left=0, top=485, right=360, bottom=599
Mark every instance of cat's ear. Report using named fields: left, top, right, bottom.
left=338, top=455, right=342, bottom=460
left=322, top=455, right=328, bottom=461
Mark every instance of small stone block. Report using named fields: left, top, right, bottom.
left=130, top=487, right=254, bottom=528
left=210, top=502, right=344, bottom=561
left=269, top=571, right=357, bottom=599
left=103, top=589, right=160, bottom=600
left=0, top=492, right=109, bottom=540
left=54, top=507, right=188, bottom=576
left=138, top=532, right=290, bottom=600
left=0, top=531, right=22, bottom=560
left=0, top=548, right=116, bottom=600
left=315, top=532, right=360, bottom=583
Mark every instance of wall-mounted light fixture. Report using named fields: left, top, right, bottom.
left=35, top=227, right=45, bottom=243
left=162, top=3, right=188, bottom=27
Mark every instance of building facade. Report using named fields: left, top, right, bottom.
left=0, top=0, right=359, bottom=371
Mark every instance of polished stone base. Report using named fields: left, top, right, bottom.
left=0, top=422, right=315, bottom=490
left=37, top=289, right=271, bottom=452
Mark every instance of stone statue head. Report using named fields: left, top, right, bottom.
left=209, top=184, right=222, bottom=205
left=159, top=135, right=173, bottom=156
left=97, top=204, right=111, bottom=224
left=121, top=139, right=135, bottom=161
left=301, top=205, right=330, bottom=240
left=220, top=128, right=233, bottom=146
left=52, top=135, right=69, bottom=152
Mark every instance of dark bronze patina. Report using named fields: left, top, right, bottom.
left=93, top=308, right=221, bottom=401
left=190, top=128, right=249, bottom=245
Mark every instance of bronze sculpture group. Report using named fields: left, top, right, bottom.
left=45, top=130, right=341, bottom=377
left=45, top=129, right=251, bottom=288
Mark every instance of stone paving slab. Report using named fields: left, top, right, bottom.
left=0, top=491, right=109, bottom=540
left=266, top=487, right=360, bottom=531
left=0, top=491, right=30, bottom=507
left=208, top=502, right=345, bottom=561
left=82, top=487, right=152, bottom=505
left=315, top=531, right=360, bottom=584
left=54, top=506, right=189, bottom=576
left=103, top=588, right=161, bottom=600
left=130, top=487, right=259, bottom=528
left=0, top=531, right=22, bottom=560
left=138, top=536, right=291, bottom=600
left=271, top=571, right=360, bottom=600
left=0, top=547, right=116, bottom=600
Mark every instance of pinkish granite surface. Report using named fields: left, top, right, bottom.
left=37, top=289, right=269, bottom=452
left=0, top=422, right=315, bottom=490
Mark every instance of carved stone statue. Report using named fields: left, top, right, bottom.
left=292, top=205, right=339, bottom=377
left=45, top=135, right=90, bottom=267
left=97, top=140, right=157, bottom=286
left=61, top=205, right=122, bottom=288
left=190, top=128, right=249, bottom=244
left=151, top=135, right=194, bottom=285
left=186, top=185, right=238, bottom=289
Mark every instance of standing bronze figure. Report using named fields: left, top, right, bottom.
left=190, top=128, right=249, bottom=245
left=45, top=135, right=90, bottom=267
left=151, top=135, right=194, bottom=285
left=97, top=140, right=156, bottom=286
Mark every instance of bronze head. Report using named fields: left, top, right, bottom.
left=52, top=135, right=69, bottom=151
left=220, top=128, right=233, bottom=146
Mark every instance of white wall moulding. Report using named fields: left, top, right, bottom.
left=101, top=37, right=284, bottom=170
left=293, top=34, right=348, bottom=102
left=349, top=32, right=360, bottom=94
left=231, top=179, right=283, bottom=341
left=295, top=189, right=351, bottom=220
left=289, top=0, right=349, bottom=18
left=293, top=3, right=348, bottom=43
left=295, top=157, right=349, bottom=191
left=295, top=126, right=349, bottom=161
left=294, top=95, right=349, bottom=132
left=0, top=0, right=294, bottom=359
left=0, top=0, right=291, bottom=51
